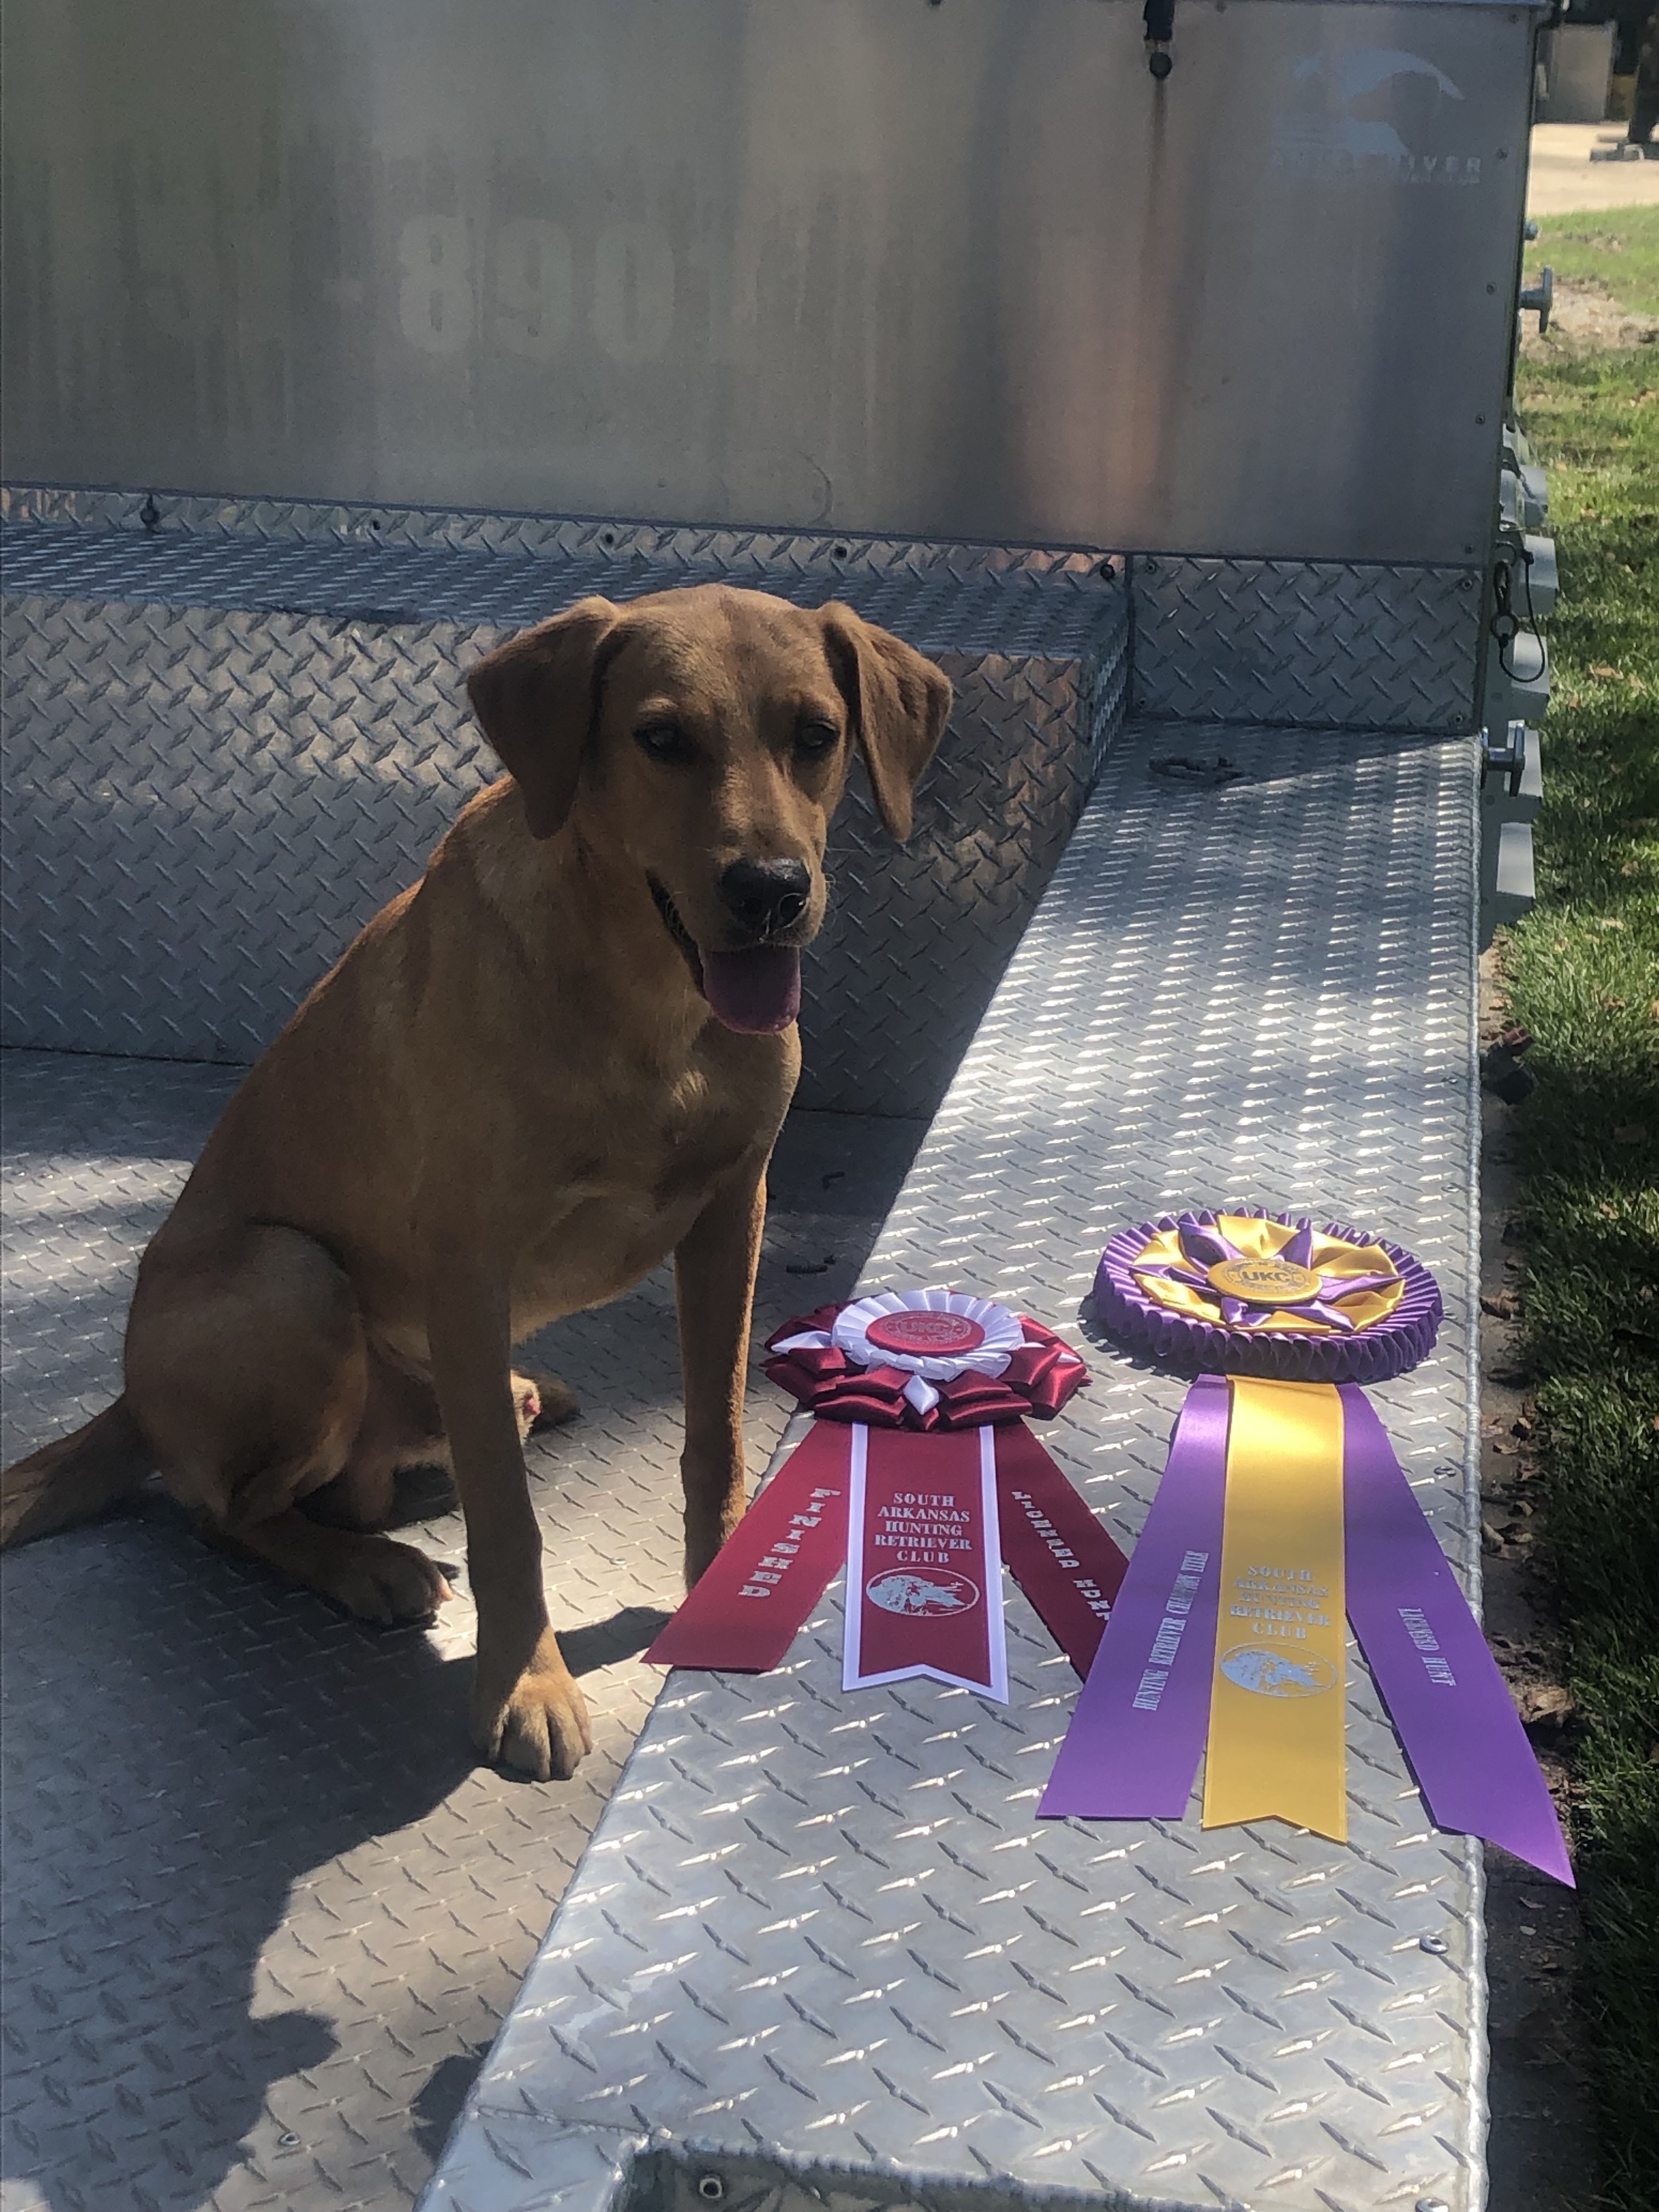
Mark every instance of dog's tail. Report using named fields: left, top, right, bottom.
left=0, top=1398, right=153, bottom=1550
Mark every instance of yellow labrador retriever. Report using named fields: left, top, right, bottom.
left=0, top=586, right=950, bottom=1779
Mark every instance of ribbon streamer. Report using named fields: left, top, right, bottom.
left=1340, top=1385, right=1573, bottom=1885
left=651, top=1418, right=1128, bottom=1689
left=1043, top=1374, right=1572, bottom=1883
left=643, top=1422, right=851, bottom=1672
left=995, top=1420, right=1128, bottom=1678
left=1040, top=1376, right=1228, bottom=1819
left=1203, top=1379, right=1348, bottom=1843
left=845, top=1424, right=1007, bottom=1697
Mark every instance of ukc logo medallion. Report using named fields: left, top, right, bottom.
left=1206, top=1257, right=1323, bottom=1306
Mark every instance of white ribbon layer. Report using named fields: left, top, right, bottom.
left=774, top=1287, right=1024, bottom=1419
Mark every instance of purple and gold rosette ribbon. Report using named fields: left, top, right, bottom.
left=1041, top=1208, right=1572, bottom=1886
left=1092, top=1207, right=1442, bottom=1381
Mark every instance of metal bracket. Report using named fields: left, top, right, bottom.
left=1519, top=265, right=1553, bottom=336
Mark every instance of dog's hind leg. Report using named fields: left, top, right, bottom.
left=513, top=1370, right=580, bottom=1432
left=302, top=1360, right=558, bottom=1530
left=126, top=1222, right=451, bottom=1622
left=199, top=1502, right=454, bottom=1624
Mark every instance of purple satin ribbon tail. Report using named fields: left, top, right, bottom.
left=1341, top=1386, right=1573, bottom=1887
left=1039, top=1375, right=1229, bottom=1820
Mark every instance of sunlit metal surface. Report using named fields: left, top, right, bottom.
left=429, top=719, right=1486, bottom=2212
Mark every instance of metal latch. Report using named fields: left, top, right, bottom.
left=1519, top=266, right=1553, bottom=336
left=1143, top=0, right=1174, bottom=77
left=1482, top=718, right=1528, bottom=794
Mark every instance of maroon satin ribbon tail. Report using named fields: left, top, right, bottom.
left=994, top=1423, right=1128, bottom=1679
left=644, top=1423, right=851, bottom=1672
left=847, top=1426, right=1002, bottom=1695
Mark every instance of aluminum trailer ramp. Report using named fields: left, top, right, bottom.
left=425, top=721, right=1486, bottom=2212
left=0, top=1073, right=923, bottom=2212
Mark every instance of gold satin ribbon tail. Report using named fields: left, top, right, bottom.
left=1203, top=1378, right=1347, bottom=1843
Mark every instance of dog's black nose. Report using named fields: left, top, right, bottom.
left=719, top=858, right=811, bottom=936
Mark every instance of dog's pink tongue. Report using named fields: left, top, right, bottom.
left=699, top=947, right=802, bottom=1034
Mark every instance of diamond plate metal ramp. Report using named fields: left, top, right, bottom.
left=427, top=722, right=1487, bottom=2212
left=0, top=1055, right=923, bottom=2212
left=0, top=487, right=1128, bottom=1118
left=1128, top=558, right=1481, bottom=735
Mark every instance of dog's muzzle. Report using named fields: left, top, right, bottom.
left=649, top=872, right=808, bottom=1036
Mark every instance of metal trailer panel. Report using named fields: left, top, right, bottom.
left=426, top=719, right=1486, bottom=2212
left=0, top=510, right=1128, bottom=1118
left=0, top=482, right=1489, bottom=734
left=1127, top=557, right=1484, bottom=734
left=0, top=481, right=1493, bottom=1131
left=3, top=0, right=1533, bottom=565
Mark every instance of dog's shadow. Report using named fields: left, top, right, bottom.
left=0, top=1501, right=665, bottom=2212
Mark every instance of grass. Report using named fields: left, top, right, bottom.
left=1506, top=218, right=1659, bottom=2211
left=1526, top=206, right=1659, bottom=320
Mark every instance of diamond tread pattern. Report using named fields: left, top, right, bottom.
left=428, top=722, right=1486, bottom=2212
left=0, top=595, right=1124, bottom=1120
left=3, top=482, right=1479, bottom=736
left=1131, top=557, right=1481, bottom=732
left=0, top=1057, right=919, bottom=2212
left=0, top=483, right=1117, bottom=588
left=0, top=523, right=1121, bottom=661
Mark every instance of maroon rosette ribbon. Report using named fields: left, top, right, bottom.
left=1092, top=1207, right=1442, bottom=1383
left=765, top=1302, right=1090, bottom=1429
left=649, top=1288, right=1123, bottom=1693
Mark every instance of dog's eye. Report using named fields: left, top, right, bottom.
left=635, top=720, right=695, bottom=764
left=795, top=720, right=839, bottom=759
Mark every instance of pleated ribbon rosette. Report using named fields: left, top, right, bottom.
left=1041, top=1210, right=1572, bottom=1885
left=646, top=1289, right=1129, bottom=1700
left=1093, top=1207, right=1443, bottom=1380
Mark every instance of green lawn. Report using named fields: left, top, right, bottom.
left=1507, top=219, right=1659, bottom=2212
left=1526, top=206, right=1659, bottom=320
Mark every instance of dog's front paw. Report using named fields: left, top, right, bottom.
left=472, top=1637, right=592, bottom=1780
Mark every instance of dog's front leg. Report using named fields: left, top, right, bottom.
left=426, top=1268, right=592, bottom=1780
left=675, top=1152, right=769, bottom=1587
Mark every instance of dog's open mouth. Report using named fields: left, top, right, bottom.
left=648, top=877, right=802, bottom=1036
left=646, top=876, right=800, bottom=1030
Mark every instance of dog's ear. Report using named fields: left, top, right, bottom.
left=466, top=597, right=621, bottom=839
left=819, top=603, right=952, bottom=843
